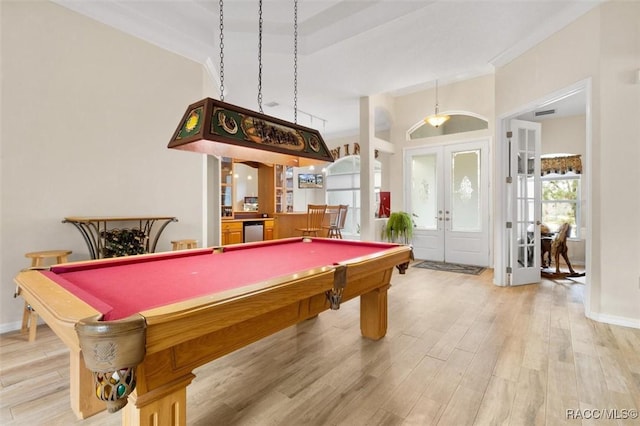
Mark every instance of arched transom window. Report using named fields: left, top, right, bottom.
left=408, top=113, right=488, bottom=139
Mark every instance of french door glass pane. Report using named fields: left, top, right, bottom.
left=515, top=128, right=536, bottom=269
left=451, top=150, right=480, bottom=231
left=410, top=154, right=437, bottom=230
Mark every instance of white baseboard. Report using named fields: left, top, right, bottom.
left=586, top=311, right=640, bottom=329
left=0, top=321, right=23, bottom=335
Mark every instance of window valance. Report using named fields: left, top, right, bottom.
left=541, top=154, right=582, bottom=175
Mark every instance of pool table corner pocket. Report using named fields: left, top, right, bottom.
left=75, top=314, right=147, bottom=413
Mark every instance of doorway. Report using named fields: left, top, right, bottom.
left=495, top=81, right=590, bottom=288
left=405, top=139, right=490, bottom=266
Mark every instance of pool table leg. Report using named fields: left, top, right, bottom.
left=69, top=349, right=105, bottom=419
left=359, top=284, right=390, bottom=340
left=123, top=374, right=194, bottom=426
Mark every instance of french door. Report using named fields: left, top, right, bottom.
left=507, top=119, right=542, bottom=285
left=405, top=139, right=489, bottom=266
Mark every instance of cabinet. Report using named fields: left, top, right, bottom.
left=222, top=160, right=293, bottom=217
left=257, top=164, right=276, bottom=214
left=285, top=166, right=294, bottom=212
left=264, top=219, right=274, bottom=240
left=221, top=158, right=234, bottom=217
left=221, top=221, right=243, bottom=245
left=275, top=165, right=285, bottom=213
left=274, top=165, right=294, bottom=213
left=221, top=219, right=273, bottom=245
left=272, top=213, right=309, bottom=239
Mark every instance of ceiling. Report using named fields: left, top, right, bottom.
left=52, top=0, right=598, bottom=137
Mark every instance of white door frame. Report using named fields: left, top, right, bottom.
left=404, top=137, right=491, bottom=266
left=494, top=78, right=592, bottom=310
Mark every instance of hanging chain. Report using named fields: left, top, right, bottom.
left=218, top=0, right=225, bottom=101
left=293, top=0, right=298, bottom=123
left=257, top=0, right=264, bottom=113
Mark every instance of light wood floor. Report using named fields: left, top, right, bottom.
left=2, top=265, right=639, bottom=425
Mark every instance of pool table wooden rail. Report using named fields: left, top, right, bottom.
left=14, top=241, right=412, bottom=426
left=15, top=269, right=99, bottom=348
left=14, top=269, right=106, bottom=417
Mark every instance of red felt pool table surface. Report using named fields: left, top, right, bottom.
left=44, top=237, right=401, bottom=321
left=15, top=236, right=412, bottom=425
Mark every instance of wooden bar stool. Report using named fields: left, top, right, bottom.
left=21, top=250, right=72, bottom=342
left=171, top=239, right=198, bottom=250
left=25, top=249, right=72, bottom=267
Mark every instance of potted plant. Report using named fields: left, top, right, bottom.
left=384, top=211, right=413, bottom=243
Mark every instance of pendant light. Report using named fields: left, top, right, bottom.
left=424, top=80, right=450, bottom=128
left=168, top=0, right=333, bottom=167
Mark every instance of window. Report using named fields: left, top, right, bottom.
left=541, top=176, right=580, bottom=238
left=325, top=156, right=381, bottom=236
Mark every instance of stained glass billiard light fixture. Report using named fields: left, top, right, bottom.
left=424, top=80, right=450, bottom=128
left=169, top=0, right=333, bottom=167
left=168, top=98, right=333, bottom=167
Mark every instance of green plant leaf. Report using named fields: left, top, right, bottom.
left=384, top=211, right=413, bottom=243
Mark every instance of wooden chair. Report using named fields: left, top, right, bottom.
left=336, top=205, right=348, bottom=237
left=296, top=204, right=327, bottom=237
left=541, top=236, right=553, bottom=268
left=22, top=250, right=72, bottom=342
left=324, top=205, right=340, bottom=238
left=551, top=223, right=576, bottom=274
left=325, top=204, right=348, bottom=239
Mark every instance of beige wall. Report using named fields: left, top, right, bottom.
left=541, top=115, right=587, bottom=264
left=496, top=1, right=640, bottom=325
left=541, top=115, right=586, bottom=157
left=597, top=2, right=640, bottom=324
left=0, top=1, right=206, bottom=330
left=390, top=75, right=495, bottom=212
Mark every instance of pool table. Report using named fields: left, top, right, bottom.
left=14, top=237, right=411, bottom=426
